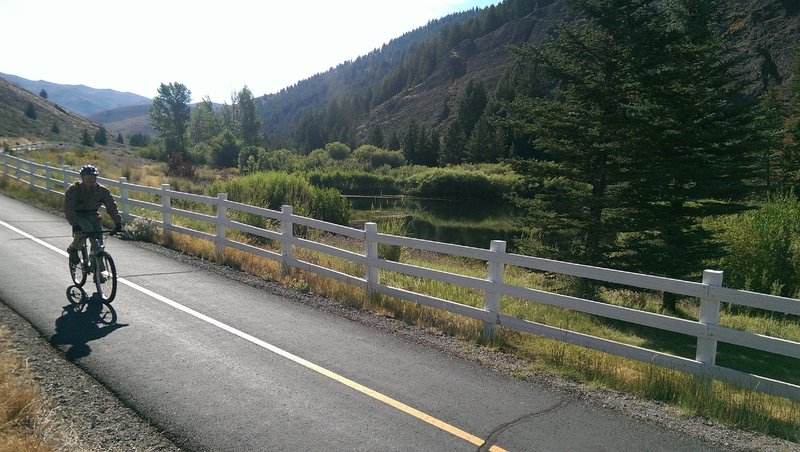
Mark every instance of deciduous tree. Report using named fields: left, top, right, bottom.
left=150, top=82, right=191, bottom=158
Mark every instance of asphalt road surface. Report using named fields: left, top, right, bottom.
left=0, top=193, right=725, bottom=451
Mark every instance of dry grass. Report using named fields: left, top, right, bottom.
left=0, top=327, right=57, bottom=452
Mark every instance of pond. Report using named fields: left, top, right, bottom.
left=347, top=196, right=519, bottom=249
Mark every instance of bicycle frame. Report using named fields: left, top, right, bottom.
left=69, top=229, right=118, bottom=303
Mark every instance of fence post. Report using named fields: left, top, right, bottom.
left=482, top=240, right=507, bottom=340
left=45, top=162, right=52, bottom=192
left=62, top=165, right=71, bottom=190
left=695, top=269, right=723, bottom=395
left=281, top=205, right=294, bottom=277
left=119, top=177, right=130, bottom=222
left=215, top=193, right=228, bottom=257
left=29, top=160, right=35, bottom=188
left=161, top=183, right=171, bottom=233
left=364, top=222, right=379, bottom=300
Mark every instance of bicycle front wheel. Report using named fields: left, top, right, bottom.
left=70, top=251, right=87, bottom=287
left=94, top=252, right=117, bottom=303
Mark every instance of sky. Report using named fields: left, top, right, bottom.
left=1, top=0, right=497, bottom=103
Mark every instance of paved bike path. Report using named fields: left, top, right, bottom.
left=0, top=193, right=722, bottom=451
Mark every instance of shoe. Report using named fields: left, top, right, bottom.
left=68, top=252, right=79, bottom=267
left=99, top=271, right=110, bottom=283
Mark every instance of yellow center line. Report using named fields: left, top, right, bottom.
left=121, top=277, right=508, bottom=452
left=0, top=221, right=506, bottom=451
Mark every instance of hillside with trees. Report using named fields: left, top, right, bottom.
left=0, top=77, right=111, bottom=144
left=0, top=72, right=151, bottom=116
left=256, top=0, right=799, bottom=157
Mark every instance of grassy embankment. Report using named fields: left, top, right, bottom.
left=0, top=326, right=61, bottom=451
left=1, top=148, right=799, bottom=442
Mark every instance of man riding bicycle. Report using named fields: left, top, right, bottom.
left=64, top=164, right=123, bottom=267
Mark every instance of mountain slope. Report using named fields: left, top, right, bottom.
left=0, top=76, right=109, bottom=143
left=259, top=0, right=800, bottom=151
left=0, top=72, right=151, bottom=117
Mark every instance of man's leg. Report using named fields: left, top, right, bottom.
left=85, top=216, right=105, bottom=273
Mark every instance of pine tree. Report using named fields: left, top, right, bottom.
left=402, top=120, right=421, bottom=164
left=94, top=126, right=108, bottom=145
left=25, top=102, right=37, bottom=119
left=617, top=0, right=773, bottom=308
left=367, top=124, right=384, bottom=148
left=237, top=86, right=262, bottom=146
left=81, top=129, right=94, bottom=146
left=507, top=0, right=774, bottom=305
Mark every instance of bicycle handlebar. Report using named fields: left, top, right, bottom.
left=73, top=229, right=120, bottom=236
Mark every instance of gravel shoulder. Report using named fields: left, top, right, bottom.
left=0, top=239, right=797, bottom=451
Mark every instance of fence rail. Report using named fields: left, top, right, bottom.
left=2, top=152, right=799, bottom=402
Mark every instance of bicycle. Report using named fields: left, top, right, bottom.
left=68, top=229, right=119, bottom=303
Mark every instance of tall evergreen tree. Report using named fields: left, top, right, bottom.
left=237, top=86, right=262, bottom=146
left=618, top=0, right=773, bottom=307
left=94, top=126, right=108, bottom=145
left=402, top=119, right=422, bottom=164
left=508, top=0, right=774, bottom=305
left=367, top=124, right=385, bottom=148
left=80, top=129, right=94, bottom=146
left=24, top=102, right=37, bottom=119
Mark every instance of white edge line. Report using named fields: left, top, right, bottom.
left=0, top=219, right=503, bottom=451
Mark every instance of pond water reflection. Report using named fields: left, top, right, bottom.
left=348, top=196, right=518, bottom=249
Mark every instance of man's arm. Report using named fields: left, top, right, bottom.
left=100, top=186, right=123, bottom=225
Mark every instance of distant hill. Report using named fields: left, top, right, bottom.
left=0, top=76, right=111, bottom=143
left=88, top=104, right=158, bottom=138
left=0, top=72, right=151, bottom=117
left=2, top=0, right=797, bottom=152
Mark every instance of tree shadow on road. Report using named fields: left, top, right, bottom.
left=50, top=293, right=128, bottom=360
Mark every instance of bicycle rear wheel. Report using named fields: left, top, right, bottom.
left=70, top=249, right=87, bottom=286
left=94, top=252, right=117, bottom=303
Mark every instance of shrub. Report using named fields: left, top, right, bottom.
left=353, top=145, right=405, bottom=169
left=307, top=170, right=400, bottom=195
left=377, top=216, right=409, bottom=261
left=208, top=172, right=349, bottom=225
left=325, top=142, right=351, bottom=160
left=311, top=187, right=351, bottom=225
left=404, top=167, right=518, bottom=200
left=124, top=217, right=159, bottom=242
left=718, top=190, right=800, bottom=297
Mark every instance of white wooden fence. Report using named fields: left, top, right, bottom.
left=2, top=152, right=799, bottom=402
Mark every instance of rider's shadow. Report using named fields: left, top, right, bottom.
left=50, top=295, right=127, bottom=360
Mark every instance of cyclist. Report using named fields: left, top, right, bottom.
left=64, top=164, right=123, bottom=268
